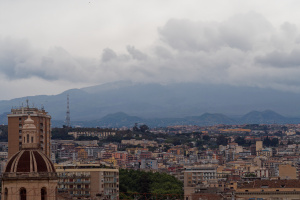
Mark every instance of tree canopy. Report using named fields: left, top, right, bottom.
left=119, top=169, right=183, bottom=199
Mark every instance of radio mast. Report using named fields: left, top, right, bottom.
left=65, top=94, right=71, bottom=127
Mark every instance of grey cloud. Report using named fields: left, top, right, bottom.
left=0, top=38, right=34, bottom=79
left=154, top=46, right=173, bottom=59
left=158, top=12, right=274, bottom=52
left=126, top=45, right=147, bottom=60
left=4, top=12, right=300, bottom=93
left=256, top=49, right=300, bottom=68
left=101, top=48, right=117, bottom=62
left=0, top=38, right=92, bottom=82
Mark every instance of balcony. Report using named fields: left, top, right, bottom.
left=104, top=175, right=116, bottom=178
left=104, top=180, right=117, bottom=184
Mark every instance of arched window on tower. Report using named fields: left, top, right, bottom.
left=31, top=136, right=33, bottom=143
left=20, top=187, right=26, bottom=200
left=4, top=188, right=8, bottom=200
left=27, top=134, right=29, bottom=143
left=41, top=187, right=47, bottom=200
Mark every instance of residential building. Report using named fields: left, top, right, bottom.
left=8, top=106, right=51, bottom=158
left=235, top=180, right=300, bottom=200
left=56, top=163, right=119, bottom=199
left=184, top=165, right=217, bottom=199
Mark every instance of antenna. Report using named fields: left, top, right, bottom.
left=65, top=94, right=71, bottom=127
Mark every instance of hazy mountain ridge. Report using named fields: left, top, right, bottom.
left=51, top=110, right=300, bottom=128
left=1, top=81, right=300, bottom=126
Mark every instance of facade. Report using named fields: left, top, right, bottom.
left=279, top=164, right=297, bottom=179
left=68, top=131, right=116, bottom=139
left=56, top=163, right=119, bottom=199
left=8, top=106, right=51, bottom=158
left=140, top=159, right=158, bottom=170
left=256, top=141, right=263, bottom=152
left=236, top=180, right=300, bottom=200
left=184, top=166, right=217, bottom=199
left=2, top=115, right=58, bottom=200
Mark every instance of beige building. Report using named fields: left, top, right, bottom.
left=184, top=166, right=217, bottom=199
left=236, top=180, right=300, bottom=200
left=121, top=139, right=158, bottom=147
left=56, top=163, right=119, bottom=199
left=8, top=106, right=51, bottom=158
left=256, top=141, right=263, bottom=152
left=279, top=164, right=297, bottom=179
left=68, top=131, right=116, bottom=139
left=2, top=115, right=58, bottom=200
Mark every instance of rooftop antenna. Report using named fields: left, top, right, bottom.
left=65, top=94, right=71, bottom=127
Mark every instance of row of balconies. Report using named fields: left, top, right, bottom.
left=58, top=188, right=90, bottom=191
left=104, top=180, right=117, bottom=184
left=58, top=181, right=91, bottom=184
left=104, top=175, right=116, bottom=178
left=58, top=174, right=91, bottom=178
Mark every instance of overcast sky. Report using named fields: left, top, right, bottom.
left=1, top=0, right=300, bottom=100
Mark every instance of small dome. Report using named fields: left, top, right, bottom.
left=24, top=115, right=34, bottom=123
left=4, top=150, right=55, bottom=173
left=22, top=115, right=36, bottom=129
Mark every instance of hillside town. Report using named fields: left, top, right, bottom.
left=1, top=106, right=300, bottom=199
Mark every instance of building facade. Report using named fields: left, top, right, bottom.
left=8, top=106, right=51, bottom=158
left=56, top=163, right=119, bottom=199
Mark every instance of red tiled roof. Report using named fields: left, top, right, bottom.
left=240, top=180, right=300, bottom=189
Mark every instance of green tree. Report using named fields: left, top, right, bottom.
left=235, top=136, right=246, bottom=146
left=139, top=124, right=150, bottom=133
left=216, top=135, right=228, bottom=146
left=263, top=136, right=271, bottom=147
left=133, top=123, right=139, bottom=132
left=202, top=135, right=210, bottom=141
left=270, top=138, right=279, bottom=147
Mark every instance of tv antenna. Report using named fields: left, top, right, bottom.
left=65, top=94, right=71, bottom=127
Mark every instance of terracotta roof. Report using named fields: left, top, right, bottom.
left=240, top=180, right=300, bottom=189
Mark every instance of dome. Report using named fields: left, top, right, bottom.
left=4, top=149, right=55, bottom=173
left=22, top=115, right=36, bottom=129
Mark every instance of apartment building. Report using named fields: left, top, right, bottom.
left=8, top=106, right=51, bottom=158
left=68, top=131, right=116, bottom=139
left=56, top=163, right=119, bottom=199
left=236, top=180, right=300, bottom=200
left=184, top=165, right=217, bottom=198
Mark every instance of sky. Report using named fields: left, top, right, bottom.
left=1, top=0, right=300, bottom=100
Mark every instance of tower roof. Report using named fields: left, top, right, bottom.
left=22, top=115, right=36, bottom=130
left=4, top=149, right=56, bottom=173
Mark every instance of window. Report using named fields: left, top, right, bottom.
left=27, top=134, right=29, bottom=143
left=20, top=188, right=26, bottom=200
left=41, top=188, right=47, bottom=200
left=4, top=188, right=8, bottom=200
left=31, top=137, right=33, bottom=143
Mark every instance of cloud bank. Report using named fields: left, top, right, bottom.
left=2, top=12, right=300, bottom=99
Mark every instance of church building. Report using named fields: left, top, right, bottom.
left=2, top=115, right=57, bottom=200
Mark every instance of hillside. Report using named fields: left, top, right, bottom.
left=1, top=81, right=300, bottom=126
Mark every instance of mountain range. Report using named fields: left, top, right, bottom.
left=1, top=81, right=300, bottom=127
